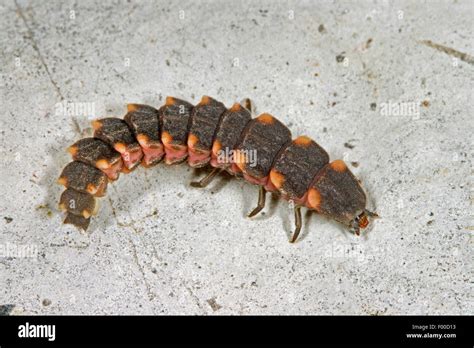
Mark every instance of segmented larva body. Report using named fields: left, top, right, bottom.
left=58, top=96, right=377, bottom=242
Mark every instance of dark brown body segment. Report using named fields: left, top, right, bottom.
left=307, top=160, right=366, bottom=225
left=124, top=104, right=161, bottom=143
left=235, top=113, right=292, bottom=181
left=64, top=212, right=91, bottom=231
left=159, top=97, right=194, bottom=164
left=68, top=137, right=123, bottom=180
left=92, top=118, right=143, bottom=169
left=124, top=104, right=163, bottom=166
left=187, top=96, right=227, bottom=154
left=59, top=188, right=97, bottom=218
left=211, top=103, right=252, bottom=169
left=159, top=97, right=193, bottom=146
left=270, top=136, right=329, bottom=200
left=58, top=161, right=108, bottom=197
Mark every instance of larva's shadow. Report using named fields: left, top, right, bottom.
left=98, top=164, right=290, bottom=235
left=98, top=164, right=252, bottom=232
left=99, top=163, right=195, bottom=230
left=300, top=209, right=315, bottom=242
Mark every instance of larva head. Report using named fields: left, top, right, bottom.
left=306, top=160, right=376, bottom=235
left=356, top=212, right=369, bottom=229
left=351, top=209, right=378, bottom=235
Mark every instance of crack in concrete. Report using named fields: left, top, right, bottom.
left=14, top=1, right=84, bottom=135
left=49, top=242, right=90, bottom=250
left=14, top=0, right=65, bottom=100
left=420, top=40, right=474, bottom=65
left=126, top=233, right=156, bottom=301
left=183, top=283, right=204, bottom=312
left=107, top=197, right=173, bottom=310
left=107, top=192, right=133, bottom=228
left=107, top=197, right=156, bottom=301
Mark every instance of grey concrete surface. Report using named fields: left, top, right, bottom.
left=0, top=0, right=472, bottom=315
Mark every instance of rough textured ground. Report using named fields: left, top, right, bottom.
left=0, top=0, right=472, bottom=315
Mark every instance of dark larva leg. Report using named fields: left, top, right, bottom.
left=247, top=186, right=267, bottom=218
left=190, top=167, right=221, bottom=188
left=289, top=205, right=302, bottom=243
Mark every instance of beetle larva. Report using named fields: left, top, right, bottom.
left=58, top=96, right=378, bottom=242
